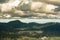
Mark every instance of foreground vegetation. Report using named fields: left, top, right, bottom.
left=0, top=36, right=60, bottom=40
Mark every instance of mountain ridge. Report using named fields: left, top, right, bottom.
left=0, top=20, right=60, bottom=37
left=0, top=20, right=60, bottom=31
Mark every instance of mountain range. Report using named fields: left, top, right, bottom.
left=0, top=20, right=60, bottom=36
left=0, top=20, right=60, bottom=31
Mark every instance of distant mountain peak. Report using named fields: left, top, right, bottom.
left=8, top=20, right=22, bottom=23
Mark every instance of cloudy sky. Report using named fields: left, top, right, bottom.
left=0, top=0, right=60, bottom=19
left=0, top=19, right=60, bottom=23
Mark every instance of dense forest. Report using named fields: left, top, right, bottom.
left=0, top=20, right=60, bottom=37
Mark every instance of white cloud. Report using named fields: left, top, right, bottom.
left=0, top=0, right=60, bottom=19
left=3, top=14, right=11, bottom=18
left=49, top=0, right=60, bottom=2
left=31, top=2, right=43, bottom=10
left=45, top=4, right=58, bottom=12
left=8, top=0, right=20, bottom=7
left=14, top=10, right=25, bottom=16
left=24, top=0, right=30, bottom=4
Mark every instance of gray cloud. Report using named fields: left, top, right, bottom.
left=39, top=0, right=60, bottom=6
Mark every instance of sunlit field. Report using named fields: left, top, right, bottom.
left=0, top=36, right=60, bottom=40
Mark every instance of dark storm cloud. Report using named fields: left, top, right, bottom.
left=55, top=6, right=60, bottom=12
left=0, top=0, right=9, bottom=3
